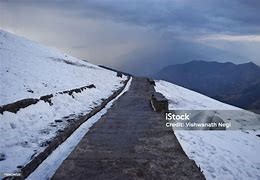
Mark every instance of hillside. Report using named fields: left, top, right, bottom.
left=0, top=30, right=127, bottom=175
left=154, top=60, right=260, bottom=110
left=0, top=30, right=127, bottom=105
left=155, top=80, right=260, bottom=180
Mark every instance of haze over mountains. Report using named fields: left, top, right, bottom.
left=154, top=60, right=260, bottom=110
left=116, top=40, right=250, bottom=76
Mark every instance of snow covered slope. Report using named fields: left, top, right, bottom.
left=155, top=80, right=260, bottom=180
left=0, top=30, right=126, bottom=105
left=0, top=30, right=127, bottom=175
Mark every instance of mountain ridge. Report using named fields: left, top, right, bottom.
left=154, top=60, right=260, bottom=110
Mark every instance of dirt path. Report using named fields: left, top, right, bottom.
left=52, top=77, right=205, bottom=180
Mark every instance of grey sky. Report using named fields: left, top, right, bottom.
left=1, top=0, right=260, bottom=75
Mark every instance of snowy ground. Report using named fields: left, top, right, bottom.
left=0, top=30, right=127, bottom=176
left=27, top=78, right=132, bottom=180
left=155, top=80, right=260, bottom=180
left=0, top=30, right=125, bottom=105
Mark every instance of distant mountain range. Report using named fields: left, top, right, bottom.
left=154, top=60, right=260, bottom=110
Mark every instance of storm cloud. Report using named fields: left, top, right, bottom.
left=1, top=0, right=260, bottom=75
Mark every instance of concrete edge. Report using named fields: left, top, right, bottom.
left=0, top=84, right=96, bottom=114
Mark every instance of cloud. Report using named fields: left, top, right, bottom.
left=2, top=0, right=260, bottom=36
left=198, top=34, right=260, bottom=42
left=72, top=0, right=260, bottom=36
left=0, top=0, right=260, bottom=75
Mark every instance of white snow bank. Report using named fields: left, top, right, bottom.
left=0, top=30, right=125, bottom=105
left=0, top=30, right=128, bottom=176
left=155, top=80, right=260, bottom=180
left=154, top=80, right=238, bottom=110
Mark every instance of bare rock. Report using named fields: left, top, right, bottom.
left=0, top=153, right=6, bottom=161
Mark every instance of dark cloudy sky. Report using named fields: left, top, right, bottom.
left=1, top=0, right=260, bottom=75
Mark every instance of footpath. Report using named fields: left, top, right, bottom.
left=53, top=77, right=205, bottom=180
